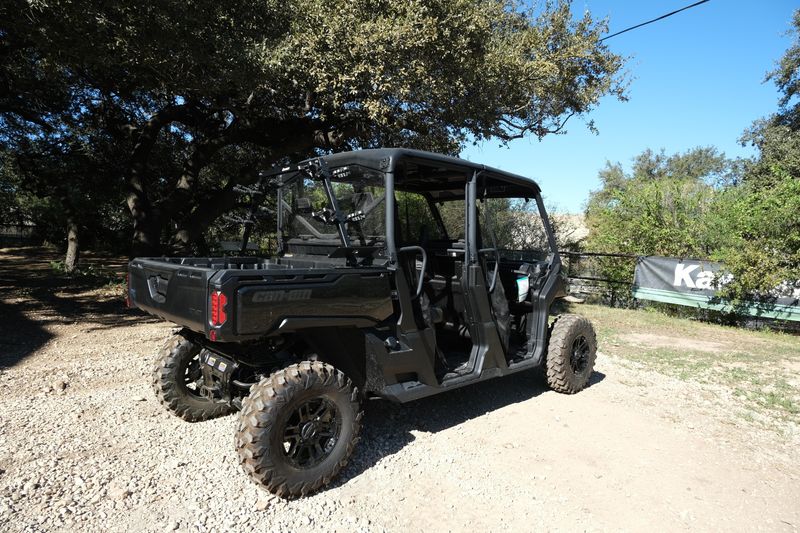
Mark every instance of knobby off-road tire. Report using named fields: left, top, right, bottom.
left=152, top=335, right=234, bottom=422
left=546, top=314, right=597, bottom=394
left=235, top=361, right=362, bottom=499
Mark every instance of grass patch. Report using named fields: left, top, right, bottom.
left=569, top=303, right=800, bottom=424
left=49, top=260, right=125, bottom=287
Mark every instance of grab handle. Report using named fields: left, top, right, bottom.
left=398, top=246, right=427, bottom=299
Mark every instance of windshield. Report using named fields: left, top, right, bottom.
left=278, top=173, right=386, bottom=256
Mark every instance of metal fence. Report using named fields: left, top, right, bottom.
left=559, top=251, right=638, bottom=297
left=0, top=224, right=37, bottom=245
left=558, top=251, right=800, bottom=330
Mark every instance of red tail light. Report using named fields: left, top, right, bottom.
left=210, top=291, right=228, bottom=326
left=125, top=272, right=131, bottom=308
left=219, top=293, right=227, bottom=324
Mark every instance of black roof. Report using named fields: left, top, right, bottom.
left=305, top=148, right=541, bottom=198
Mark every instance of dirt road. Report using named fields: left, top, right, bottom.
left=0, top=250, right=798, bottom=531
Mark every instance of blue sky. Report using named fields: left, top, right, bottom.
left=460, top=0, right=797, bottom=213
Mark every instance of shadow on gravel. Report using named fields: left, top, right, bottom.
left=0, top=298, right=54, bottom=369
left=587, top=370, right=606, bottom=387
left=334, top=369, right=605, bottom=489
left=0, top=247, right=160, bottom=367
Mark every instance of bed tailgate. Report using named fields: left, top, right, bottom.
left=128, top=258, right=213, bottom=333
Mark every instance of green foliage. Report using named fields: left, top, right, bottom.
left=438, top=199, right=467, bottom=240
left=710, top=11, right=800, bottom=302
left=266, top=0, right=627, bottom=148
left=583, top=10, right=800, bottom=308
left=584, top=147, right=732, bottom=303
left=0, top=125, right=130, bottom=252
left=712, top=141, right=800, bottom=302
left=396, top=191, right=446, bottom=242
left=479, top=197, right=551, bottom=252
left=585, top=141, right=798, bottom=306
left=49, top=260, right=121, bottom=285
left=767, top=9, right=800, bottom=128
left=1, top=0, right=627, bottom=256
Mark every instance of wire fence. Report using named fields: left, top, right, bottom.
left=559, top=251, right=638, bottom=298
left=0, top=224, right=38, bottom=246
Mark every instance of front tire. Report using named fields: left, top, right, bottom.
left=152, top=335, right=234, bottom=422
left=235, top=361, right=362, bottom=498
left=546, top=314, right=597, bottom=394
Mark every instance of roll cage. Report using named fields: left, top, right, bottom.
left=265, top=148, right=560, bottom=268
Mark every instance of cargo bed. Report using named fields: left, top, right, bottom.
left=127, top=255, right=393, bottom=341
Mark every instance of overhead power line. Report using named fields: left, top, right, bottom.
left=600, top=0, right=711, bottom=42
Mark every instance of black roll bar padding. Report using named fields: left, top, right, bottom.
left=476, top=169, right=500, bottom=293
left=479, top=247, right=500, bottom=293
left=398, top=245, right=427, bottom=299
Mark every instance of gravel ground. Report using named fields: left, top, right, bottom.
left=1, top=250, right=799, bottom=532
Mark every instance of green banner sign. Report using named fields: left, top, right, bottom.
left=632, top=256, right=800, bottom=322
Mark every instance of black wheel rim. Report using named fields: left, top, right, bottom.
left=282, top=397, right=341, bottom=469
left=570, top=335, right=590, bottom=374
left=182, top=354, right=204, bottom=397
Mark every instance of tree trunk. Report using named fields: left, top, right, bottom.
left=126, top=104, right=200, bottom=258
left=129, top=112, right=323, bottom=256
left=161, top=137, right=232, bottom=255
left=130, top=204, right=162, bottom=258
left=165, top=131, right=320, bottom=254
left=170, top=187, right=239, bottom=254
left=64, top=219, right=80, bottom=273
left=127, top=131, right=164, bottom=258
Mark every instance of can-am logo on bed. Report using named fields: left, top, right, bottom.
left=252, top=289, right=313, bottom=303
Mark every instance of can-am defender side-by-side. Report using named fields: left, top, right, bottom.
left=128, top=148, right=598, bottom=498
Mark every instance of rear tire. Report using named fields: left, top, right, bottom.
left=235, top=361, right=362, bottom=498
left=546, top=314, right=597, bottom=394
left=152, top=335, right=234, bottom=422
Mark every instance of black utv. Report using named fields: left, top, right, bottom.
left=128, top=148, right=597, bottom=498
